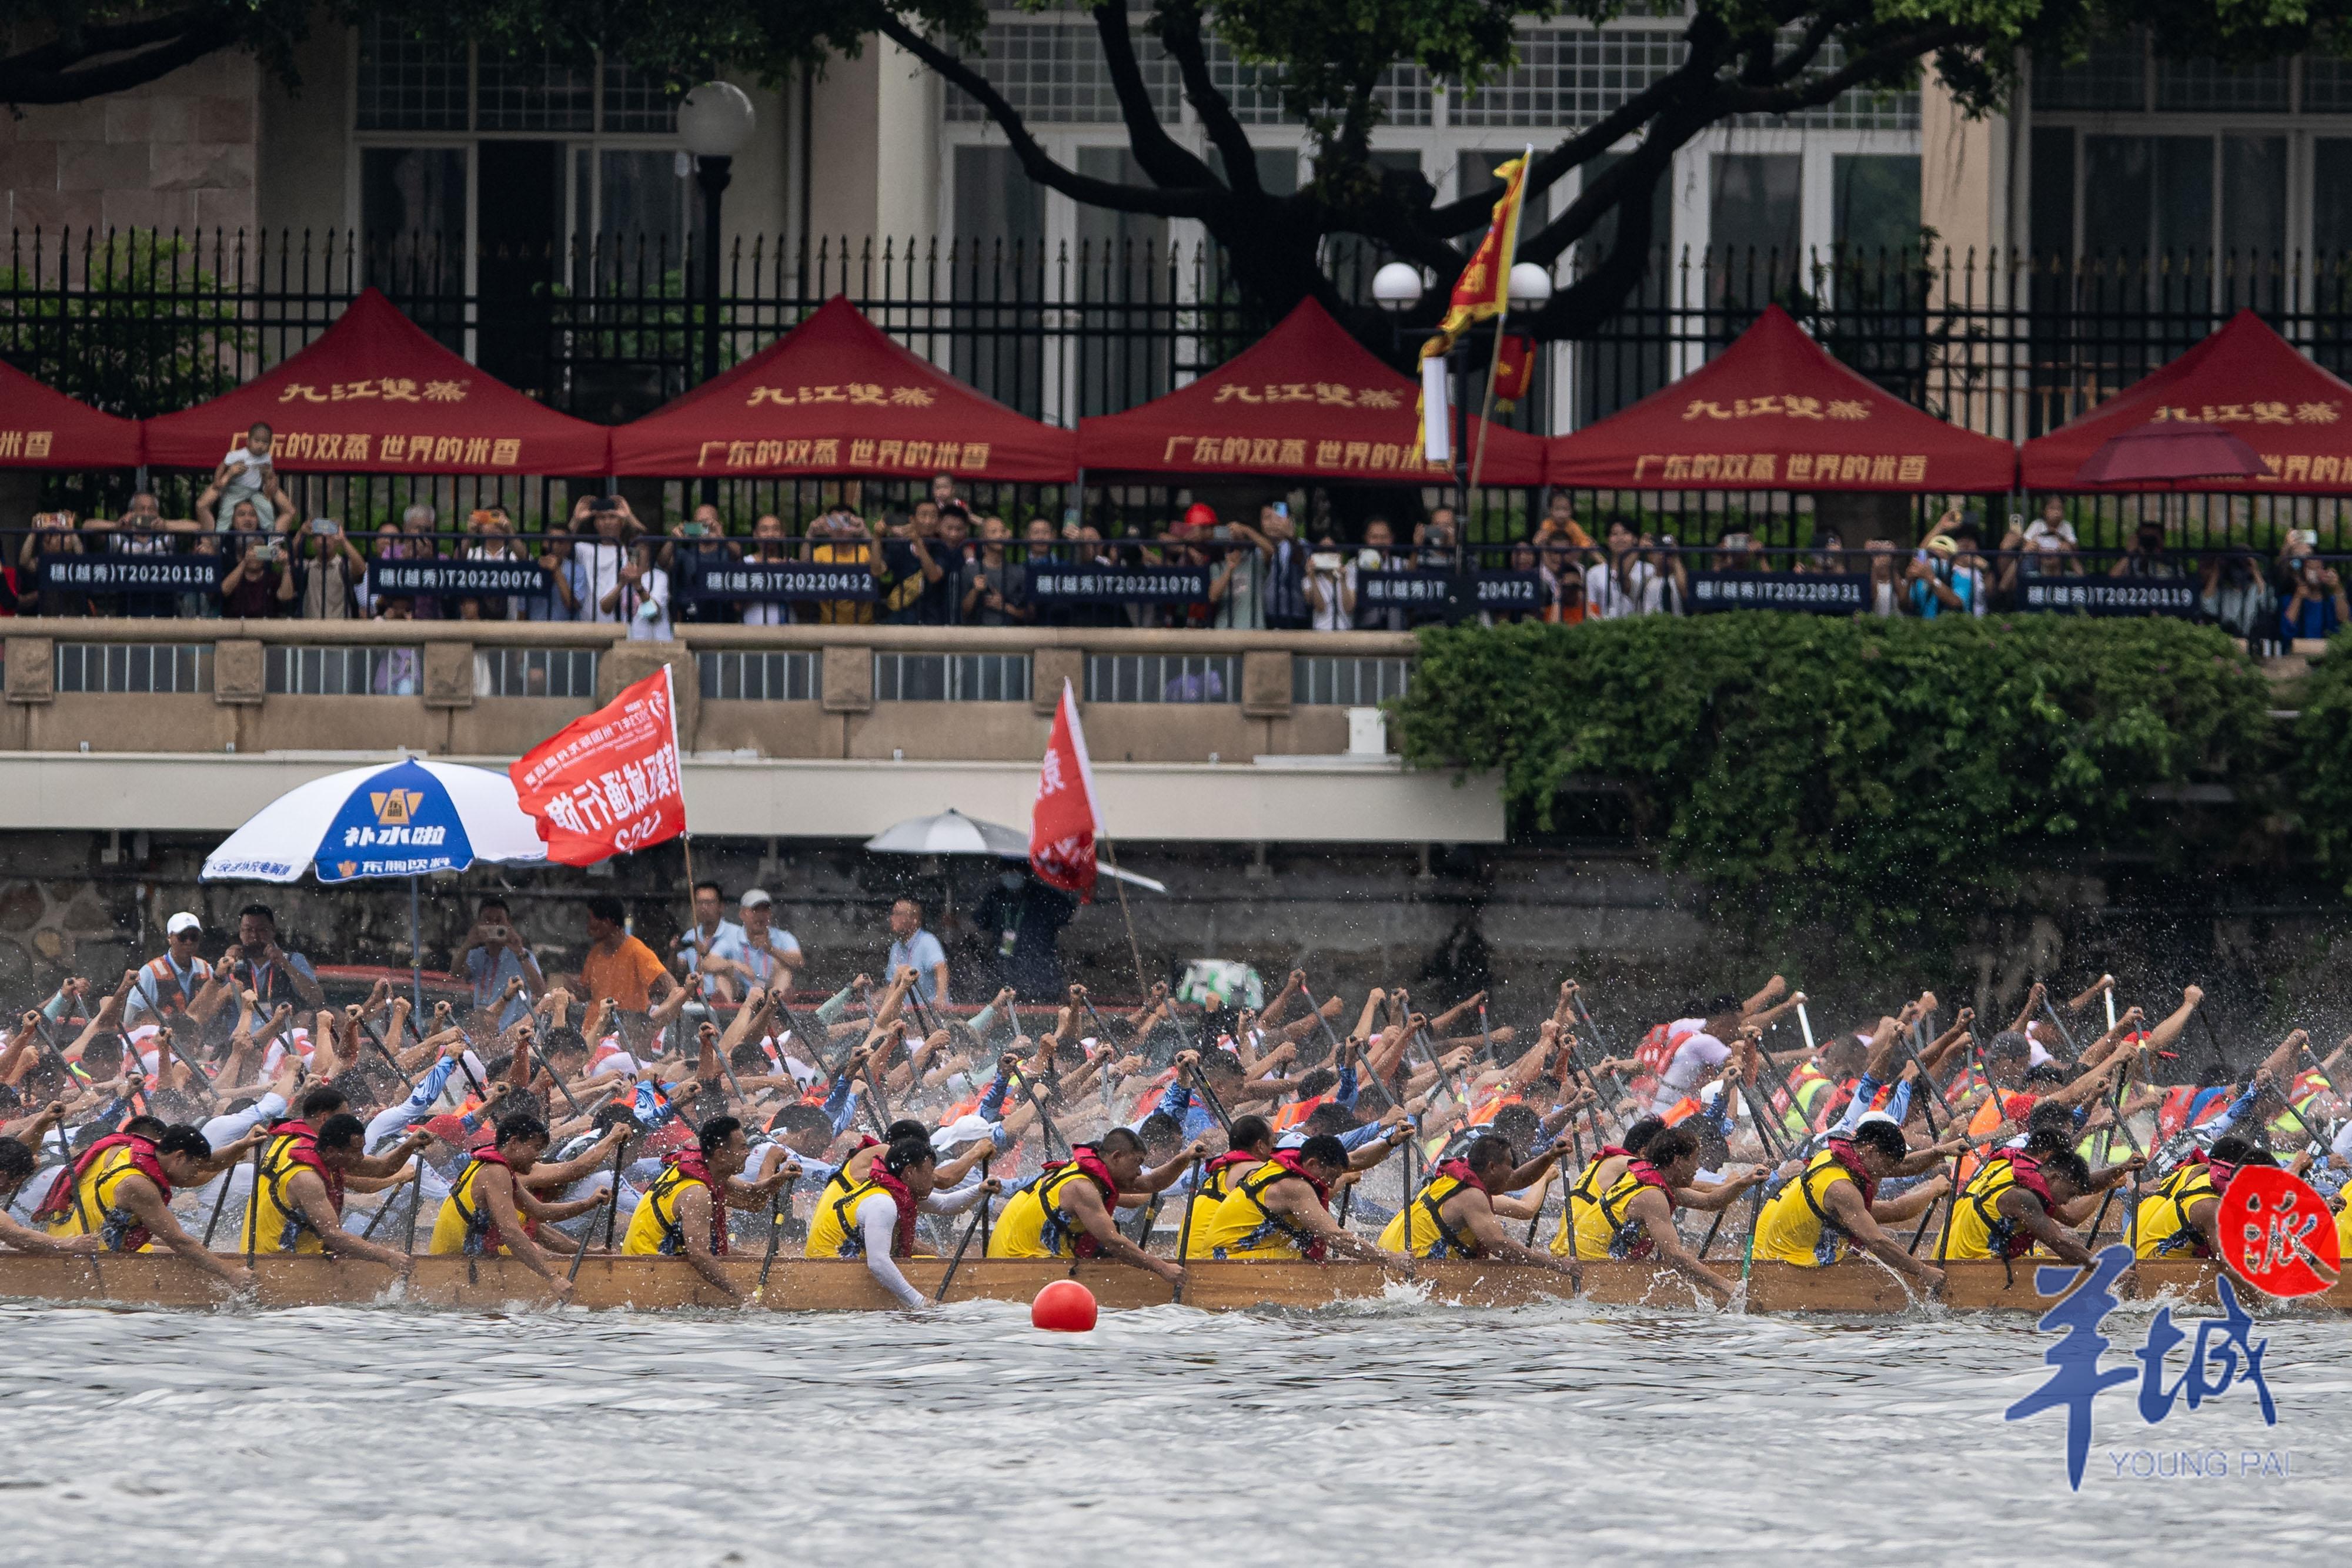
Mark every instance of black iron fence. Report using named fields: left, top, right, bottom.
left=12, top=228, right=2352, bottom=551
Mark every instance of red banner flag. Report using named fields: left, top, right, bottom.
left=509, top=667, right=686, bottom=866
left=1030, top=678, right=1100, bottom=900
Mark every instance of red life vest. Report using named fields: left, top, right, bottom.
left=457, top=1149, right=538, bottom=1252
left=268, top=1118, right=346, bottom=1216
left=662, top=1150, right=730, bottom=1258
left=1205, top=1149, right=1266, bottom=1184
left=2157, top=1086, right=2232, bottom=1141
left=1271, top=1094, right=1329, bottom=1132
left=1257, top=1147, right=1334, bottom=1261
left=1622, top=1157, right=1669, bottom=1197
left=1605, top=1158, right=1672, bottom=1260
left=1045, top=1145, right=1122, bottom=1259
left=33, top=1131, right=171, bottom=1251
left=863, top=1162, right=918, bottom=1258
left=1977, top=1148, right=2058, bottom=1259
left=1431, top=1156, right=1488, bottom=1196
left=2183, top=1148, right=2241, bottom=1193
left=1822, top=1138, right=1879, bottom=1209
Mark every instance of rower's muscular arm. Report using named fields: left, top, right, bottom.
left=1671, top=1172, right=1763, bottom=1213
left=1060, top=1179, right=1181, bottom=1284
left=285, top=1169, right=412, bottom=1272
left=1629, top=1188, right=1735, bottom=1302
left=1822, top=1176, right=1944, bottom=1289
left=1452, top=1190, right=1576, bottom=1277
left=1266, top=1181, right=1408, bottom=1272
left=0, top=1209, right=100, bottom=1254
left=2000, top=1190, right=2096, bottom=1268
left=120, top=1174, right=250, bottom=1288
left=669, top=1184, right=745, bottom=1305
left=478, top=1170, right=578, bottom=1290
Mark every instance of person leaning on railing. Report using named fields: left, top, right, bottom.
left=959, top=514, right=1031, bottom=627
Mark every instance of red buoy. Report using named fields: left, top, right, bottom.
left=1031, top=1278, right=1098, bottom=1332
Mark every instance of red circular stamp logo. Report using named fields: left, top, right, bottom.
left=2220, top=1164, right=2342, bottom=1298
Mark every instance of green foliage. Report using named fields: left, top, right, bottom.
left=1395, top=615, right=2277, bottom=954
left=0, top=235, right=248, bottom=419
left=2290, top=632, right=2352, bottom=890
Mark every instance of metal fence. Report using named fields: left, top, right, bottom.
left=15, top=228, right=2352, bottom=550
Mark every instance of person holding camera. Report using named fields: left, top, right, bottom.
left=461, top=895, right=545, bottom=1031
left=218, top=513, right=285, bottom=618
left=228, top=902, right=326, bottom=1012
left=663, top=502, right=739, bottom=624
left=2280, top=554, right=2351, bottom=643
left=279, top=513, right=369, bottom=619
left=555, top=493, right=643, bottom=623
left=1305, top=533, right=1356, bottom=631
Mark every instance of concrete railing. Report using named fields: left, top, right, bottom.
left=0, top=619, right=1421, bottom=765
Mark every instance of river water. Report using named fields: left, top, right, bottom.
left=3, top=1293, right=2339, bottom=1566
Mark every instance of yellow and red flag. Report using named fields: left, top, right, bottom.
left=1420, top=150, right=1531, bottom=365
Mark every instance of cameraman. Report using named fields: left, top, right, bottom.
left=1305, top=533, right=1355, bottom=631
left=460, top=895, right=545, bottom=1031
left=226, top=903, right=325, bottom=1011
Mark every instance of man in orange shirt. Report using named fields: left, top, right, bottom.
left=574, top=893, right=677, bottom=1017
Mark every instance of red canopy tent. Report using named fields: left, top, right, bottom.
left=142, top=287, right=612, bottom=474
left=1548, top=304, right=2016, bottom=493
left=1075, top=298, right=1545, bottom=484
left=0, top=359, right=141, bottom=467
left=2022, top=310, right=2352, bottom=493
left=609, top=295, right=1076, bottom=482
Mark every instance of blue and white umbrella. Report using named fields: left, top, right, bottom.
left=201, top=758, right=547, bottom=999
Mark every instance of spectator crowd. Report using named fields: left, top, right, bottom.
left=4, top=426, right=2343, bottom=644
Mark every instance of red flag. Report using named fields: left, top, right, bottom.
left=510, top=667, right=686, bottom=867
left=1030, top=678, right=1100, bottom=900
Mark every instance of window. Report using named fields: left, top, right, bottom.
left=699, top=651, right=817, bottom=701
left=1710, top=154, right=1802, bottom=261
left=2316, top=140, right=2352, bottom=256
left=355, top=19, right=467, bottom=132
left=943, top=22, right=1180, bottom=123
left=477, top=48, right=595, bottom=132
left=361, top=148, right=467, bottom=287
left=477, top=647, right=600, bottom=698
left=1832, top=155, right=1920, bottom=260
left=1455, top=149, right=1550, bottom=232
left=2032, top=34, right=2147, bottom=112
left=601, top=59, right=680, bottom=133
left=55, top=644, right=213, bottom=694
left=1085, top=653, right=1240, bottom=703
left=266, top=645, right=423, bottom=696
left=1293, top=656, right=1411, bottom=706
left=2029, top=127, right=2076, bottom=263
left=874, top=653, right=1031, bottom=702
left=2154, top=55, right=2288, bottom=113
left=1450, top=28, right=1683, bottom=128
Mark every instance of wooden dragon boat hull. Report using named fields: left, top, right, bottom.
left=0, top=1255, right=2337, bottom=1315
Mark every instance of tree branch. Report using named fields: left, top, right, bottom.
left=1090, top=4, right=1215, bottom=192
left=1155, top=4, right=1263, bottom=198
left=878, top=14, right=1220, bottom=220
left=1720, top=24, right=1966, bottom=114
left=0, top=13, right=247, bottom=105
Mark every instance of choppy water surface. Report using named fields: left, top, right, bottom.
left=3, top=1293, right=2341, bottom=1566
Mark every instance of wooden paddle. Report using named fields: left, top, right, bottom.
left=569, top=1139, right=628, bottom=1284
left=756, top=1165, right=800, bottom=1303
left=1169, top=1152, right=1204, bottom=1303
left=931, top=1155, right=988, bottom=1305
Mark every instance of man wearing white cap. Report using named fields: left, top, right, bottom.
left=699, top=888, right=803, bottom=997
left=126, top=912, right=232, bottom=1031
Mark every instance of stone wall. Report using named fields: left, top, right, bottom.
left=0, top=51, right=258, bottom=236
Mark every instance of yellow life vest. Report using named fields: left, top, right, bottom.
left=1199, top=1159, right=1326, bottom=1260
left=1943, top=1152, right=2051, bottom=1262
left=986, top=1162, right=1101, bottom=1260
left=2134, top=1162, right=2221, bottom=1259
left=804, top=1176, right=898, bottom=1259
left=1549, top=1152, right=1625, bottom=1259
left=1561, top=1159, right=1665, bottom=1260
left=429, top=1154, right=520, bottom=1256
left=240, top=1128, right=334, bottom=1257
left=1376, top=1167, right=1486, bottom=1258
left=42, top=1142, right=158, bottom=1252
left=2336, top=1191, right=2352, bottom=1268
left=1752, top=1149, right=1862, bottom=1266
left=623, top=1162, right=715, bottom=1256
left=1178, top=1156, right=1263, bottom=1258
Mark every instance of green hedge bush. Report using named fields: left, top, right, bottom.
left=1395, top=614, right=2277, bottom=952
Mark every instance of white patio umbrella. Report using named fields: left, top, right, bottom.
left=201, top=757, right=549, bottom=1004
left=863, top=808, right=1167, bottom=892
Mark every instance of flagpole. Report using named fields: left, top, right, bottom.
left=1466, top=147, right=1533, bottom=507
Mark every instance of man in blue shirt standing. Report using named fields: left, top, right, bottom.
left=886, top=896, right=950, bottom=1007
